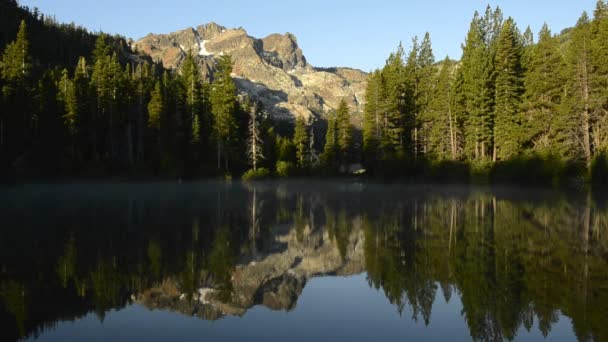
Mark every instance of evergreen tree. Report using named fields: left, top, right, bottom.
left=427, top=57, right=459, bottom=160
left=520, top=24, right=565, bottom=155
left=210, top=54, right=238, bottom=171
left=363, top=70, right=384, bottom=164
left=460, top=11, right=495, bottom=159
left=246, top=101, right=264, bottom=171
left=382, top=43, right=408, bottom=154
left=1, top=19, right=31, bottom=160
left=293, top=116, right=309, bottom=168
left=520, top=26, right=534, bottom=72
left=322, top=112, right=338, bottom=170
left=402, top=39, right=418, bottom=156
left=58, top=68, right=77, bottom=141
left=148, top=81, right=163, bottom=130
left=493, top=18, right=523, bottom=161
left=336, top=99, right=352, bottom=165
left=417, top=32, right=436, bottom=157
left=72, top=57, right=91, bottom=160
left=0, top=20, right=30, bottom=82
left=181, top=52, right=202, bottom=144
left=564, top=12, right=594, bottom=163
left=191, top=113, right=201, bottom=143
left=590, top=0, right=608, bottom=153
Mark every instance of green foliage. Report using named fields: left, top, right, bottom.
left=493, top=18, right=523, bottom=160
left=210, top=54, right=238, bottom=171
left=520, top=24, right=565, bottom=156
left=241, top=167, right=270, bottom=181
left=147, top=81, right=163, bottom=130
left=191, top=114, right=201, bottom=143
left=276, top=160, right=295, bottom=178
left=293, top=116, right=309, bottom=168
left=2, top=2, right=608, bottom=186
left=1, top=20, right=30, bottom=84
left=336, top=99, right=352, bottom=163
left=321, top=113, right=338, bottom=170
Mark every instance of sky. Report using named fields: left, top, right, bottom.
left=18, top=0, right=598, bottom=71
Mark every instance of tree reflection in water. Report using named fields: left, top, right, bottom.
left=0, top=182, right=607, bottom=341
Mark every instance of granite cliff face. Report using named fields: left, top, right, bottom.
left=134, top=23, right=367, bottom=121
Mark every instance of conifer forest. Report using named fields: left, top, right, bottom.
left=2, top=0, right=608, bottom=186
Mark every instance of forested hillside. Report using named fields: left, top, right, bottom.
left=1, top=0, right=608, bottom=185
left=362, top=3, right=608, bottom=185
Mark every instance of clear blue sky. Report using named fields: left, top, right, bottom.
left=18, top=0, right=598, bottom=71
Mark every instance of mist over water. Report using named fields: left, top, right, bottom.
left=0, top=181, right=606, bottom=341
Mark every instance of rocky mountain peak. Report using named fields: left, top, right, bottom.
left=261, top=33, right=307, bottom=71
left=196, top=22, right=227, bottom=40
left=135, top=23, right=367, bottom=121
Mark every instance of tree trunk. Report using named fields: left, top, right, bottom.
left=138, top=91, right=145, bottom=163
left=414, top=127, right=418, bottom=159
left=448, top=108, right=456, bottom=160
left=581, top=39, right=592, bottom=165
left=217, top=140, right=221, bottom=170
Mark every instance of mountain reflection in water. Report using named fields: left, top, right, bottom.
left=0, top=181, right=607, bottom=341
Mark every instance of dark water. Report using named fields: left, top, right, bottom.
left=0, top=181, right=607, bottom=341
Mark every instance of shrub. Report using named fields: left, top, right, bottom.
left=241, top=168, right=270, bottom=181
left=276, top=161, right=294, bottom=178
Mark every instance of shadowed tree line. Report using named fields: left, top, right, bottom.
left=3, top=2, right=608, bottom=186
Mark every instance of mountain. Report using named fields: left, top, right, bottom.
left=134, top=23, right=367, bottom=121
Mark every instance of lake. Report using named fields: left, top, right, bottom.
left=0, top=181, right=606, bottom=341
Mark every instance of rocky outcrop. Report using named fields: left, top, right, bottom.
left=134, top=219, right=365, bottom=320
left=134, top=23, right=367, bottom=121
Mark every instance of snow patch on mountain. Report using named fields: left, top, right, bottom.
left=199, top=40, right=212, bottom=56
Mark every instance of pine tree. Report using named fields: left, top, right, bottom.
left=246, top=101, right=264, bottom=170
left=363, top=70, right=384, bottom=163
left=0, top=20, right=30, bottom=82
left=191, top=113, right=201, bottom=143
left=322, top=112, right=338, bottom=170
left=382, top=43, right=408, bottom=154
left=293, top=116, right=309, bottom=168
left=493, top=18, right=523, bottom=161
left=210, top=54, right=238, bottom=171
left=336, top=99, right=352, bottom=165
left=564, top=12, right=594, bottom=163
left=460, top=11, right=497, bottom=160
left=590, top=0, right=608, bottom=153
left=427, top=57, right=459, bottom=160
left=72, top=57, right=91, bottom=160
left=90, top=37, right=112, bottom=158
left=417, top=32, right=436, bottom=157
left=181, top=52, right=202, bottom=143
left=520, top=24, right=565, bottom=155
left=1, top=19, right=31, bottom=157
left=402, top=39, right=418, bottom=156
left=148, top=81, right=163, bottom=130
left=58, top=68, right=78, bottom=138
left=520, top=26, right=534, bottom=72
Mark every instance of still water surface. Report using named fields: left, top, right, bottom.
left=0, top=181, right=606, bottom=341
